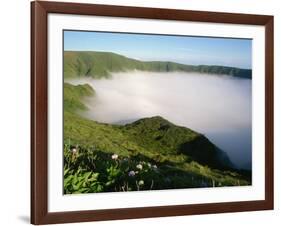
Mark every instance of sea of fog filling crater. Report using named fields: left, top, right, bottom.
left=67, top=71, right=252, bottom=170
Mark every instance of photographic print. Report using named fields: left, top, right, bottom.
left=63, top=30, right=252, bottom=194
left=31, top=2, right=273, bottom=223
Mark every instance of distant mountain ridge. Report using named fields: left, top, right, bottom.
left=64, top=51, right=252, bottom=79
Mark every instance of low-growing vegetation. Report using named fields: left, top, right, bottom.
left=64, top=143, right=250, bottom=194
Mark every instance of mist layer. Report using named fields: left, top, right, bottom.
left=67, top=71, right=252, bottom=169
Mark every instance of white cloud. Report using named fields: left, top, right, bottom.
left=67, top=71, right=252, bottom=169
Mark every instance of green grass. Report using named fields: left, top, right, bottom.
left=64, top=51, right=252, bottom=79
left=64, top=82, right=95, bottom=112
left=63, top=83, right=251, bottom=194
left=64, top=144, right=249, bottom=194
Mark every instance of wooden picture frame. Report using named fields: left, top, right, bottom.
left=31, top=1, right=274, bottom=224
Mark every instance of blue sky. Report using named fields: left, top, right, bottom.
left=64, top=30, right=252, bottom=69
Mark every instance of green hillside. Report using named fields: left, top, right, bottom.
left=63, top=83, right=251, bottom=193
left=64, top=51, right=252, bottom=79
left=64, top=83, right=95, bottom=112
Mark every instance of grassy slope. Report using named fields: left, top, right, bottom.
left=64, top=51, right=252, bottom=79
left=64, top=83, right=251, bottom=189
left=64, top=83, right=95, bottom=112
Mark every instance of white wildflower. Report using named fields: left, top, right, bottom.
left=71, top=147, right=77, bottom=153
left=128, top=170, right=135, bottom=177
left=111, top=154, right=118, bottom=160
left=138, top=180, right=144, bottom=186
left=152, top=164, right=157, bottom=169
left=136, top=164, right=143, bottom=170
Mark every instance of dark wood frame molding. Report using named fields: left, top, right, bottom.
left=31, top=1, right=274, bottom=224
